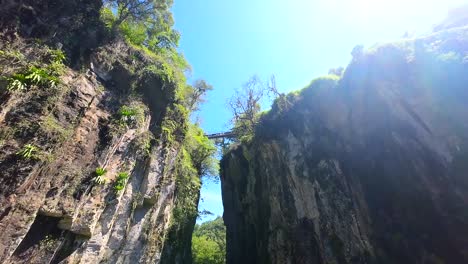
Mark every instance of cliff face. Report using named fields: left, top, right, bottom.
left=0, top=2, right=203, bottom=263
left=221, top=26, right=468, bottom=264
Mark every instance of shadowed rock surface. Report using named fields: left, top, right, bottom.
left=221, top=25, right=468, bottom=264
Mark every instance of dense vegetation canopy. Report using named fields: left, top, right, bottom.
left=192, top=217, right=226, bottom=264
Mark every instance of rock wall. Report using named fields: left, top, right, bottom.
left=0, top=2, right=202, bottom=263
left=221, top=26, right=468, bottom=264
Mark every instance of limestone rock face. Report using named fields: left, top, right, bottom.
left=0, top=0, right=204, bottom=262
left=221, top=26, right=468, bottom=264
left=0, top=26, right=195, bottom=264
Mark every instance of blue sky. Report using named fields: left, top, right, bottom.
left=172, top=0, right=465, bottom=222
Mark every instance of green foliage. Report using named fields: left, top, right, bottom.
left=132, top=131, right=154, bottom=157
left=161, top=120, right=177, bottom=143
left=114, top=172, right=130, bottom=193
left=0, top=49, right=25, bottom=62
left=192, top=236, right=224, bottom=264
left=99, top=0, right=190, bottom=105
left=119, top=105, right=138, bottom=123
left=298, top=75, right=340, bottom=99
left=46, top=49, right=66, bottom=75
left=49, top=49, right=66, bottom=65
left=119, top=105, right=138, bottom=118
left=6, top=74, right=27, bottom=91
left=93, top=167, right=107, bottom=184
left=116, top=104, right=145, bottom=130
left=185, top=124, right=218, bottom=178
left=3, top=48, right=65, bottom=92
left=95, top=167, right=107, bottom=176
left=25, top=66, right=60, bottom=87
left=166, top=123, right=218, bottom=257
left=233, top=114, right=258, bottom=143
left=16, top=144, right=39, bottom=159
left=192, top=217, right=226, bottom=264
left=100, top=7, right=116, bottom=30
left=120, top=21, right=147, bottom=45
left=101, top=0, right=180, bottom=52
left=160, top=103, right=189, bottom=144
left=142, top=58, right=187, bottom=90
left=174, top=148, right=201, bottom=215
left=96, top=3, right=220, bottom=256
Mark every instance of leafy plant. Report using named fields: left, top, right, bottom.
left=94, top=175, right=107, bottom=184
left=103, top=0, right=179, bottom=50
left=5, top=66, right=60, bottom=92
left=49, top=49, right=66, bottom=65
left=185, top=124, right=218, bottom=178
left=3, top=48, right=64, bottom=93
left=45, top=49, right=66, bottom=76
left=95, top=167, right=107, bottom=176
left=114, top=172, right=130, bottom=193
left=16, top=144, right=39, bottom=159
left=118, top=105, right=143, bottom=128
left=100, top=7, right=116, bottom=30
left=0, top=49, right=25, bottom=62
left=93, top=167, right=107, bottom=184
left=6, top=75, right=27, bottom=91
left=120, top=21, right=147, bottom=45
left=132, top=132, right=153, bottom=157
left=119, top=105, right=138, bottom=118
left=25, top=66, right=47, bottom=84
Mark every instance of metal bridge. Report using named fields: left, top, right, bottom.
left=205, top=131, right=235, bottom=139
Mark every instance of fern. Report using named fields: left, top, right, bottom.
left=4, top=48, right=64, bottom=93
left=7, top=78, right=27, bottom=92
left=16, top=144, right=39, bottom=159
left=93, top=167, right=107, bottom=184
left=114, top=172, right=130, bottom=193
left=95, top=167, right=107, bottom=176
left=49, top=49, right=66, bottom=65
left=25, top=69, right=43, bottom=84
left=93, top=175, right=107, bottom=185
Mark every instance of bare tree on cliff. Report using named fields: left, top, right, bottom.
left=188, top=79, right=214, bottom=112
left=228, top=75, right=279, bottom=141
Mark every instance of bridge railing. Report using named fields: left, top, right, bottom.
left=205, top=131, right=235, bottom=139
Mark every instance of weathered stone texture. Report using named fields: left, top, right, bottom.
left=222, top=26, right=468, bottom=264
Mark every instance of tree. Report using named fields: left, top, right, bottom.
left=104, top=0, right=173, bottom=27
left=192, top=217, right=226, bottom=264
left=192, top=236, right=224, bottom=264
left=228, top=75, right=278, bottom=141
left=188, top=79, right=214, bottom=112
left=102, top=0, right=180, bottom=50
